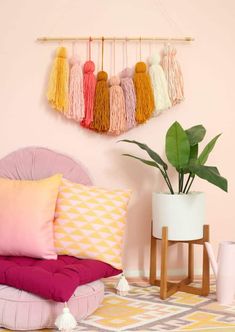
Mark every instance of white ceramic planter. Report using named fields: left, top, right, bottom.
left=152, top=192, right=205, bottom=241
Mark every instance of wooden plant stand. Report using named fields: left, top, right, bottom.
left=149, top=224, right=210, bottom=300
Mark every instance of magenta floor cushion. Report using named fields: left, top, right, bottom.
left=0, top=255, right=121, bottom=302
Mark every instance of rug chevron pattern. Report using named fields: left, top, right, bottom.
left=1, top=281, right=235, bottom=332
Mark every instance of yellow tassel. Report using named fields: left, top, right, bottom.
left=47, top=47, right=69, bottom=113
left=133, top=62, right=154, bottom=124
left=91, top=71, right=110, bottom=132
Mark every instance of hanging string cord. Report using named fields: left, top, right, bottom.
left=125, top=37, right=128, bottom=68
left=113, top=38, right=116, bottom=75
left=88, top=36, right=92, bottom=60
left=149, top=40, right=152, bottom=57
left=101, top=36, right=104, bottom=71
left=72, top=42, right=75, bottom=57
left=72, top=41, right=79, bottom=57
left=139, top=36, right=142, bottom=61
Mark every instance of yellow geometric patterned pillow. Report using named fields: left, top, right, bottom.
left=54, top=178, right=131, bottom=270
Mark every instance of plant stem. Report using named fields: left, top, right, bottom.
left=180, top=172, right=184, bottom=193
left=178, top=171, right=184, bottom=193
left=183, top=173, right=191, bottom=193
left=178, top=172, right=181, bottom=194
left=165, top=171, right=174, bottom=194
left=154, top=164, right=174, bottom=195
left=165, top=177, right=174, bottom=194
left=163, top=173, right=174, bottom=194
left=157, top=167, right=173, bottom=194
left=185, top=175, right=195, bottom=194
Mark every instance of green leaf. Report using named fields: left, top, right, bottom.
left=189, top=164, right=228, bottom=192
left=189, top=144, right=198, bottom=162
left=122, top=154, right=174, bottom=194
left=165, top=121, right=190, bottom=169
left=183, top=144, right=198, bottom=174
left=185, top=125, right=206, bottom=146
left=198, top=134, right=221, bottom=165
left=209, top=166, right=220, bottom=175
left=119, top=139, right=167, bottom=169
left=122, top=154, right=161, bottom=169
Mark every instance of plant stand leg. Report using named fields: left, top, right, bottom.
left=188, top=243, right=194, bottom=283
left=160, top=227, right=168, bottom=299
left=150, top=233, right=157, bottom=285
left=202, top=224, right=210, bottom=296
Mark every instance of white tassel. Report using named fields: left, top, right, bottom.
left=115, top=274, right=130, bottom=296
left=55, top=303, right=77, bottom=331
left=149, top=54, right=172, bottom=116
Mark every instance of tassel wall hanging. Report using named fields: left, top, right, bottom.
left=42, top=36, right=191, bottom=136
left=120, top=40, right=136, bottom=130
left=67, top=46, right=84, bottom=121
left=162, top=45, right=184, bottom=106
left=134, top=38, right=154, bottom=124
left=91, top=37, right=110, bottom=132
left=149, top=54, right=171, bottom=115
left=47, top=47, right=69, bottom=113
left=81, top=38, right=96, bottom=128
left=109, top=39, right=126, bottom=135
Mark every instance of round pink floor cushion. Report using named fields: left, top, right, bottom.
left=0, top=281, right=104, bottom=330
left=0, top=146, right=92, bottom=184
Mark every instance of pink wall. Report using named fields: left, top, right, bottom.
left=0, top=0, right=235, bottom=277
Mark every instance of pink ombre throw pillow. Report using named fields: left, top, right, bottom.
left=0, top=174, right=62, bottom=259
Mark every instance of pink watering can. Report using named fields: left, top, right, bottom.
left=205, top=241, right=235, bottom=305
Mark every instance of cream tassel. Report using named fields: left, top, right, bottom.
left=55, top=303, right=77, bottom=331
left=149, top=54, right=172, bottom=115
left=115, top=274, right=130, bottom=296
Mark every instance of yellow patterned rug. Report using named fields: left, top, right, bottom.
left=1, top=281, right=235, bottom=331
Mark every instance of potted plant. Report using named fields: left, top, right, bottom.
left=120, top=121, right=228, bottom=240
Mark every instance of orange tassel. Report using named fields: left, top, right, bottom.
left=91, top=71, right=110, bottom=132
left=133, top=62, right=154, bottom=124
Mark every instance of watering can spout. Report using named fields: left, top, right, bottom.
left=205, top=242, right=218, bottom=277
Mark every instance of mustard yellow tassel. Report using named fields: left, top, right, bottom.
left=47, top=47, right=69, bottom=113
left=133, top=62, right=154, bottom=124
left=91, top=71, right=110, bottom=132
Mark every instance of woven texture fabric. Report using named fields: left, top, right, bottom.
left=54, top=178, right=131, bottom=269
left=1, top=280, right=234, bottom=332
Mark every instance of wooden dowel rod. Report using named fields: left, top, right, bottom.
left=37, top=36, right=194, bottom=42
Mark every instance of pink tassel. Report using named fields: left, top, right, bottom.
left=80, top=60, right=96, bottom=128
left=161, top=46, right=184, bottom=106
left=67, top=56, right=84, bottom=121
left=120, top=68, right=136, bottom=130
left=170, top=47, right=184, bottom=104
left=109, top=76, right=126, bottom=135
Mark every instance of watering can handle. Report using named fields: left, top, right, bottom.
left=205, top=242, right=218, bottom=277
